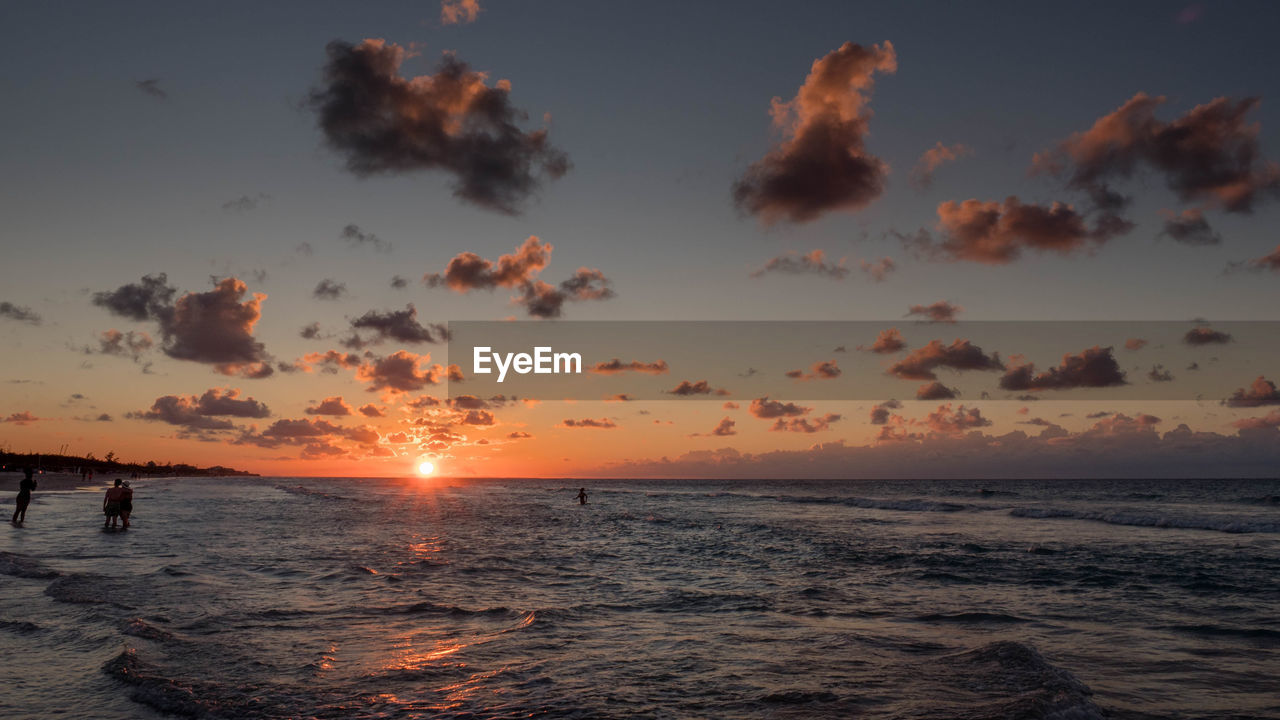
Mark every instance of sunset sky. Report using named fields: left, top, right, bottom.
left=2, top=0, right=1279, bottom=477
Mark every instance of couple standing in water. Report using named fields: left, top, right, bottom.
left=103, top=478, right=133, bottom=530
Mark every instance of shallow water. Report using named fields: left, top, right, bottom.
left=2, top=476, right=1279, bottom=719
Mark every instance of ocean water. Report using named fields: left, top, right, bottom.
left=2, top=477, right=1279, bottom=719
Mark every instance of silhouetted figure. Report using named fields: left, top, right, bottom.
left=119, top=481, right=134, bottom=529
left=103, top=479, right=126, bottom=530
left=11, top=468, right=36, bottom=524
left=576, top=487, right=588, bottom=505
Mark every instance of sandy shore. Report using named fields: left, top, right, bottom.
left=0, top=472, right=115, bottom=493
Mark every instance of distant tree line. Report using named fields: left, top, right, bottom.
left=0, top=450, right=256, bottom=477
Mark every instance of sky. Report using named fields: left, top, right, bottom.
left=1, top=0, right=1279, bottom=478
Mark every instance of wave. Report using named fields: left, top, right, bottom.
left=103, top=648, right=223, bottom=718
left=775, top=495, right=971, bottom=512
left=916, top=612, right=1029, bottom=624
left=1166, top=623, right=1280, bottom=640
left=932, top=641, right=1105, bottom=720
left=273, top=483, right=350, bottom=501
left=1009, top=507, right=1280, bottom=533
left=44, top=573, right=130, bottom=605
left=0, top=550, right=60, bottom=579
left=0, top=619, right=42, bottom=634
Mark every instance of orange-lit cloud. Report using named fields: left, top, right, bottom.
left=999, top=346, right=1126, bottom=391
left=888, top=339, right=1003, bottom=381
left=910, top=141, right=972, bottom=188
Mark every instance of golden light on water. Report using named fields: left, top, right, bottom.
left=417, top=461, right=435, bottom=476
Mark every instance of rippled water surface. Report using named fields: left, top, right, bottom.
left=2, top=476, right=1279, bottom=719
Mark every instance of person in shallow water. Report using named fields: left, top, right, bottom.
left=576, top=487, right=588, bottom=505
left=11, top=467, right=36, bottom=524
left=119, top=480, right=134, bottom=529
left=103, top=478, right=126, bottom=530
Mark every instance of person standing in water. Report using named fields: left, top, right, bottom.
left=103, top=479, right=125, bottom=530
left=119, top=480, right=134, bottom=529
left=11, top=468, right=36, bottom=524
left=576, top=487, right=588, bottom=505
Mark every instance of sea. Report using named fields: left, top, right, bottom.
left=2, top=476, right=1278, bottom=719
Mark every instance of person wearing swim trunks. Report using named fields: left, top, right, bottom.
left=120, top=480, right=134, bottom=529
left=103, top=478, right=125, bottom=529
left=11, top=467, right=36, bottom=524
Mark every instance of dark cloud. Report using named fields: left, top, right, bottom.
left=861, top=328, right=906, bottom=354
left=750, top=250, right=849, bottom=280
left=356, top=350, right=446, bottom=393
left=1227, top=243, right=1280, bottom=274
left=560, top=418, right=617, bottom=429
left=1158, top=208, right=1221, bottom=245
left=3, top=412, right=39, bottom=425
left=906, top=301, right=961, bottom=323
left=508, top=431, right=533, bottom=439
left=305, top=396, right=353, bottom=416
left=300, top=322, right=324, bottom=340
left=92, top=273, right=177, bottom=322
left=668, top=380, right=729, bottom=396
left=93, top=329, right=153, bottom=362
left=710, top=417, right=737, bottom=436
left=910, top=197, right=1124, bottom=264
left=748, top=397, right=810, bottom=419
left=888, top=339, right=1003, bottom=381
left=589, top=358, right=670, bottom=375
left=517, top=270, right=616, bottom=319
left=346, top=305, right=447, bottom=347
left=221, top=193, right=270, bottom=212
left=771, top=413, right=841, bottom=433
left=1224, top=376, right=1280, bottom=407
left=1184, top=326, right=1232, bottom=345
left=733, top=41, right=896, bottom=224
left=786, top=360, right=842, bottom=381
left=0, top=301, right=41, bottom=325
left=390, top=275, right=409, bottom=289
left=340, top=224, right=391, bottom=253
left=129, top=388, right=270, bottom=432
left=916, top=381, right=958, bottom=400
left=313, top=278, right=348, bottom=300
left=999, top=346, right=1127, bottom=391
left=1147, top=364, right=1175, bottom=383
left=910, top=142, right=973, bottom=189
left=358, top=403, right=384, bottom=417
left=923, top=404, right=991, bottom=435
left=135, top=78, right=167, bottom=99
left=310, top=40, right=569, bottom=214
left=869, top=399, right=901, bottom=425
left=1033, top=93, right=1280, bottom=215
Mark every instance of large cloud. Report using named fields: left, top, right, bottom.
left=356, top=350, right=447, bottom=394
left=1032, top=93, right=1280, bottom=215
left=887, top=339, right=1003, bottom=381
left=912, top=197, right=1125, bottom=264
left=129, top=388, right=271, bottom=432
left=732, top=41, right=896, bottom=224
left=92, top=273, right=176, bottom=322
left=1225, top=376, right=1280, bottom=407
left=309, top=39, right=569, bottom=214
left=345, top=304, right=447, bottom=347
left=999, top=346, right=1127, bottom=391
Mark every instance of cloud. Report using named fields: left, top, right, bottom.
left=305, top=396, right=353, bottom=416
left=1124, top=338, right=1148, bottom=351
left=999, top=346, right=1127, bottom=391
left=358, top=403, right=384, bottom=417
left=785, top=360, right=842, bottom=381
left=92, top=330, right=153, bottom=362
left=732, top=41, right=896, bottom=224
left=295, top=350, right=363, bottom=374
left=300, top=323, right=324, bottom=340
left=345, top=305, right=447, bottom=347
left=3, top=411, right=39, bottom=425
left=750, top=250, right=848, bottom=280
left=92, top=275, right=273, bottom=378
left=910, top=141, right=972, bottom=188
left=869, top=399, right=901, bottom=425
left=589, top=358, right=670, bottom=375
left=771, top=413, right=841, bottom=433
left=1032, top=93, right=1280, bottom=215
left=906, top=301, right=961, bottom=323
left=0, top=302, right=41, bottom=325
left=1159, top=208, right=1221, bottom=245
left=517, top=269, right=615, bottom=318
left=1148, top=364, right=1175, bottom=383
left=508, top=431, right=533, bottom=439
left=923, top=404, right=991, bottom=435
left=1184, top=326, right=1232, bottom=345
left=913, top=197, right=1123, bottom=264
left=341, top=224, right=391, bottom=253
left=1224, top=376, right=1280, bottom=407
left=887, top=339, right=1003, bottom=381
left=313, top=278, right=348, bottom=300
left=561, top=418, right=617, bottom=429
left=135, top=79, right=167, bottom=99
left=859, top=257, right=896, bottom=282
left=916, top=381, right=958, bottom=400
left=1227, top=243, right=1280, bottom=273
left=221, top=193, right=270, bottom=212
left=710, top=417, right=737, bottom=436
left=748, top=397, right=810, bottom=419
left=861, top=328, right=906, bottom=354
left=1233, top=410, right=1280, bottom=430
left=441, top=0, right=480, bottom=25
left=390, top=275, right=409, bottom=289
left=129, top=388, right=270, bottom=432
left=309, top=39, right=569, bottom=213
left=356, top=351, right=446, bottom=393
left=668, top=380, right=729, bottom=396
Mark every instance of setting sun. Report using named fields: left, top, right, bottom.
left=417, top=461, right=435, bottom=476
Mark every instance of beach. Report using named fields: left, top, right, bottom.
left=0, top=472, right=111, bottom=493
